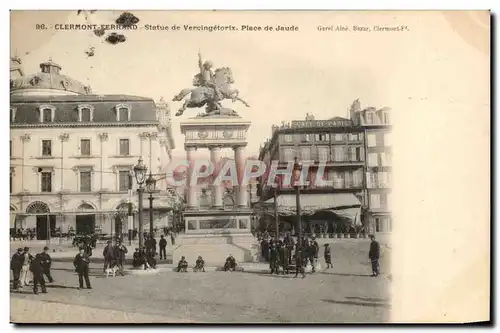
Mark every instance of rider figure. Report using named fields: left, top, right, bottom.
left=198, top=52, right=223, bottom=102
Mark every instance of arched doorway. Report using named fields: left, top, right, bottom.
left=114, top=203, right=129, bottom=240
left=26, top=201, right=55, bottom=240
left=76, top=203, right=96, bottom=235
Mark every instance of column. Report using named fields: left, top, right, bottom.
left=210, top=146, right=223, bottom=208
left=186, top=147, right=198, bottom=209
left=234, top=146, right=248, bottom=208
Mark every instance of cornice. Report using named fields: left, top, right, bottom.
left=10, top=122, right=159, bottom=129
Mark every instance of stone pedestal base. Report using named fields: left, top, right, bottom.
left=173, top=209, right=258, bottom=266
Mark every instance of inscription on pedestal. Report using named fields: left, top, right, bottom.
left=199, top=218, right=237, bottom=229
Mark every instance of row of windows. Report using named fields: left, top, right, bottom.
left=281, top=132, right=364, bottom=144
left=367, top=152, right=392, bottom=167
left=10, top=170, right=132, bottom=193
left=11, top=105, right=132, bottom=123
left=370, top=193, right=392, bottom=210
left=364, top=111, right=390, bottom=125
left=30, top=138, right=131, bottom=157
left=367, top=133, right=391, bottom=147
left=282, top=146, right=364, bottom=162
left=367, top=171, right=391, bottom=188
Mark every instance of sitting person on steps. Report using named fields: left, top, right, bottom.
left=224, top=254, right=237, bottom=272
left=177, top=256, right=188, bottom=272
left=194, top=255, right=205, bottom=272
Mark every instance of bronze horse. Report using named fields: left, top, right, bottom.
left=172, top=67, right=250, bottom=116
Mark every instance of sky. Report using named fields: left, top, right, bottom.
left=11, top=10, right=489, bottom=160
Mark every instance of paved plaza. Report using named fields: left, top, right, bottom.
left=10, top=240, right=391, bottom=323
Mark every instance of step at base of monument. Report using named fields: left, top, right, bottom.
left=172, top=233, right=258, bottom=266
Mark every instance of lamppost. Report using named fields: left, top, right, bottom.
left=293, top=157, right=302, bottom=240
left=145, top=172, right=157, bottom=238
left=273, top=176, right=280, bottom=237
left=133, top=157, right=147, bottom=249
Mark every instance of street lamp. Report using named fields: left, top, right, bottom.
left=133, top=157, right=148, bottom=248
left=145, top=172, right=157, bottom=238
left=293, top=156, right=302, bottom=241
left=273, top=176, right=280, bottom=237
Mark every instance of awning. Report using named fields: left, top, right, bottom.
left=262, top=193, right=362, bottom=221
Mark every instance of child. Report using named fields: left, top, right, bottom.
left=177, top=256, right=188, bottom=272
left=194, top=256, right=205, bottom=272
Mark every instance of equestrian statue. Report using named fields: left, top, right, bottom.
left=172, top=51, right=250, bottom=117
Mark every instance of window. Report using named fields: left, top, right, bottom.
left=303, top=134, right=311, bottom=142
left=80, top=139, right=91, bottom=156
left=283, top=148, right=294, bottom=162
left=42, top=140, right=52, bottom=156
left=42, top=109, right=53, bottom=122
left=81, top=108, right=92, bottom=122
left=366, top=172, right=376, bottom=188
left=41, top=171, right=52, bottom=192
left=370, top=194, right=380, bottom=209
left=367, top=133, right=377, bottom=147
left=315, top=133, right=329, bottom=142
left=80, top=171, right=92, bottom=192
left=119, top=139, right=130, bottom=156
left=380, top=153, right=387, bottom=166
left=353, top=169, right=363, bottom=187
left=348, top=147, right=356, bottom=161
left=119, top=171, right=130, bottom=191
left=378, top=172, right=389, bottom=187
left=335, top=133, right=344, bottom=141
left=318, top=147, right=329, bottom=162
left=366, top=112, right=374, bottom=124
left=333, top=147, right=344, bottom=162
left=333, top=172, right=344, bottom=188
left=375, top=218, right=381, bottom=232
left=118, top=108, right=129, bottom=122
left=349, top=133, right=358, bottom=141
left=344, top=171, right=352, bottom=188
left=384, top=133, right=391, bottom=147
left=284, top=135, right=293, bottom=142
left=383, top=112, right=390, bottom=124
left=368, top=153, right=378, bottom=167
left=301, top=147, right=310, bottom=161
left=380, top=193, right=387, bottom=207
left=356, top=147, right=363, bottom=161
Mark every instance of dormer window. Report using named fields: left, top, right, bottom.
left=383, top=112, right=390, bottom=124
left=365, top=112, right=374, bottom=125
left=39, top=105, right=56, bottom=123
left=77, top=104, right=94, bottom=122
left=115, top=104, right=131, bottom=122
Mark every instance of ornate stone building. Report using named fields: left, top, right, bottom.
left=10, top=58, right=175, bottom=240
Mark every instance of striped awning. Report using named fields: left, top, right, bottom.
left=262, top=193, right=362, bottom=221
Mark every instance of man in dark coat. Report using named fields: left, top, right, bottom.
left=113, top=240, right=128, bottom=276
left=132, top=248, right=144, bottom=268
left=102, top=240, right=115, bottom=271
left=310, top=237, right=319, bottom=273
left=324, top=243, right=332, bottom=268
left=260, top=238, right=269, bottom=262
left=30, top=253, right=47, bottom=294
left=368, top=235, right=381, bottom=277
left=279, top=243, right=290, bottom=274
left=294, top=246, right=306, bottom=278
left=73, top=247, right=91, bottom=289
left=269, top=244, right=279, bottom=274
left=159, top=235, right=167, bottom=260
left=150, top=234, right=157, bottom=254
left=284, top=233, right=295, bottom=265
left=10, top=247, right=24, bottom=290
left=37, top=246, right=54, bottom=283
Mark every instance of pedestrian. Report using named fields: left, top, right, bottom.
left=102, top=240, right=114, bottom=272
left=30, top=253, right=47, bottom=294
left=84, top=237, right=93, bottom=257
left=194, top=255, right=205, bottom=272
left=368, top=235, right=381, bottom=277
left=269, top=244, right=279, bottom=274
left=37, top=246, right=54, bottom=283
left=159, top=235, right=167, bottom=260
left=324, top=244, right=332, bottom=269
left=10, top=247, right=24, bottom=290
left=150, top=233, right=157, bottom=254
left=279, top=242, right=290, bottom=274
left=113, top=239, right=128, bottom=276
left=19, top=247, right=33, bottom=288
left=294, top=246, right=306, bottom=278
left=177, top=256, right=188, bottom=272
left=310, top=237, right=319, bottom=273
left=73, top=247, right=92, bottom=289
left=224, top=254, right=237, bottom=272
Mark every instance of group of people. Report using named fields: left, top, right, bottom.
left=10, top=246, right=54, bottom=294
left=131, top=234, right=169, bottom=269
left=10, top=228, right=36, bottom=241
left=175, top=254, right=237, bottom=272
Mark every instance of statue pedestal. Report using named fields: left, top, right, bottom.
left=173, top=209, right=258, bottom=266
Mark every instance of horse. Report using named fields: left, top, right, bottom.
left=172, top=67, right=250, bottom=116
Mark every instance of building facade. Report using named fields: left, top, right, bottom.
left=10, top=58, right=176, bottom=240
left=257, top=100, right=392, bottom=236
